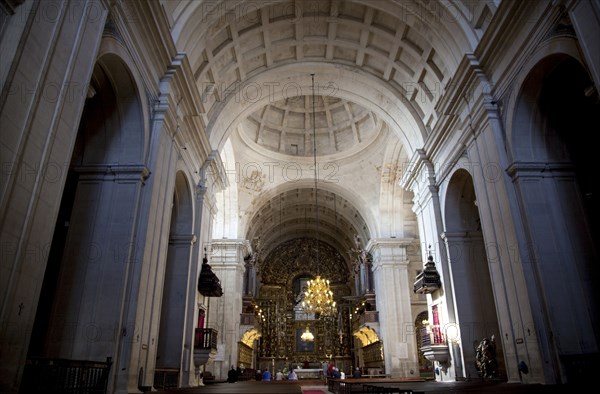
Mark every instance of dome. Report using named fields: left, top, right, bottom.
left=238, top=95, right=382, bottom=156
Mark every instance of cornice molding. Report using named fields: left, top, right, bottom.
left=506, top=161, right=575, bottom=181
left=74, top=164, right=150, bottom=183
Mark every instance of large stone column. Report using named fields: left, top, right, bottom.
left=157, top=234, right=196, bottom=376
left=441, top=231, right=501, bottom=380
left=113, top=117, right=179, bottom=394
left=466, top=100, right=550, bottom=384
left=368, top=238, right=418, bottom=377
left=183, top=152, right=228, bottom=387
left=400, top=151, right=461, bottom=381
left=205, top=240, right=246, bottom=380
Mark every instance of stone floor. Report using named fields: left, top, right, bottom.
left=152, top=379, right=585, bottom=394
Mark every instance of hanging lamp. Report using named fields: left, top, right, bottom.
left=301, top=74, right=336, bottom=318
left=301, top=325, right=315, bottom=342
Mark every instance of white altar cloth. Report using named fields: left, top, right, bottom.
left=293, top=368, right=323, bottom=379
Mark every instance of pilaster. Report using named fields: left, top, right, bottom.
left=205, top=239, right=247, bottom=380
left=367, top=238, right=418, bottom=378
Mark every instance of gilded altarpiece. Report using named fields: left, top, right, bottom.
left=254, top=239, right=353, bottom=367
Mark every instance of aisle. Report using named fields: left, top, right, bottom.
left=154, top=380, right=306, bottom=394
left=301, top=384, right=331, bottom=394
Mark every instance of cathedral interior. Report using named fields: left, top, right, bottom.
left=0, top=0, right=598, bottom=393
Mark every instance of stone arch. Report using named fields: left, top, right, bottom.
left=26, top=47, right=147, bottom=394
left=87, top=35, right=149, bottom=163
left=504, top=36, right=589, bottom=162
left=506, top=49, right=599, bottom=383
left=72, top=54, right=145, bottom=165
left=509, top=51, right=596, bottom=234
left=170, top=170, right=195, bottom=234
left=443, top=169, right=480, bottom=234
left=442, top=169, right=504, bottom=380
left=415, top=311, right=433, bottom=377
left=207, top=64, right=427, bottom=153
left=167, top=0, right=484, bottom=153
left=156, top=171, right=195, bottom=375
left=243, top=180, right=373, bottom=267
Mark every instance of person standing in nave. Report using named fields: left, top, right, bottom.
left=227, top=366, right=238, bottom=383
left=328, top=361, right=335, bottom=377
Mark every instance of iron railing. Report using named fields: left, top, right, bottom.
left=194, top=328, right=218, bottom=350
left=19, top=357, right=112, bottom=394
left=153, top=368, right=179, bottom=389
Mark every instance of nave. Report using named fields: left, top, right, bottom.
left=1, top=1, right=598, bottom=393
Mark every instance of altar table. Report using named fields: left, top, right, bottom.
left=293, top=368, right=323, bottom=379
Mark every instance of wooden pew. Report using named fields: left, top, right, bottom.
left=329, top=378, right=426, bottom=394
left=362, top=384, right=412, bottom=393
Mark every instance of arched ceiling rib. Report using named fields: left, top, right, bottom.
left=246, top=186, right=370, bottom=261
left=207, top=66, right=426, bottom=153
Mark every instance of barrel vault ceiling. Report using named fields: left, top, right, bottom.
left=161, top=0, right=497, bottom=271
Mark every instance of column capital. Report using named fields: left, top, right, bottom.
left=367, top=238, right=414, bottom=270
left=169, top=234, right=197, bottom=245
left=506, top=161, right=575, bottom=182
left=74, top=164, right=150, bottom=183
left=210, top=239, right=251, bottom=250
left=440, top=232, right=483, bottom=242
left=399, top=150, right=441, bottom=215
left=200, top=150, right=229, bottom=192
left=366, top=239, right=419, bottom=376
left=366, top=237, right=413, bottom=248
left=208, top=239, right=249, bottom=272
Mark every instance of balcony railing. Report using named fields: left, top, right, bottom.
left=153, top=368, right=179, bottom=389
left=19, top=357, right=112, bottom=394
left=420, top=326, right=444, bottom=346
left=194, top=328, right=218, bottom=350
left=193, top=328, right=219, bottom=367
left=419, top=327, right=449, bottom=363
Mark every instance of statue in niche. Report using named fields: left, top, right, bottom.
left=475, top=335, right=497, bottom=379
left=351, top=234, right=367, bottom=274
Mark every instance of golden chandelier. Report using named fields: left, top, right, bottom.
left=302, top=275, right=337, bottom=317
left=300, top=74, right=336, bottom=319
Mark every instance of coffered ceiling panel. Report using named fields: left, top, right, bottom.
left=239, top=95, right=381, bottom=156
